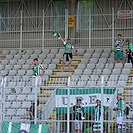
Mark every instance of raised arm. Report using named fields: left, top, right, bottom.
left=60, top=36, right=65, bottom=43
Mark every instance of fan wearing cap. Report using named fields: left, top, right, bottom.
left=72, top=98, right=85, bottom=133
left=113, top=94, right=126, bottom=133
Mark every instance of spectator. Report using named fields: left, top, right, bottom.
left=114, top=34, right=124, bottom=63
left=29, top=99, right=40, bottom=124
left=30, top=58, right=44, bottom=86
left=113, top=94, right=126, bottom=133
left=125, top=39, right=133, bottom=67
left=60, top=36, right=77, bottom=71
left=72, top=97, right=85, bottom=133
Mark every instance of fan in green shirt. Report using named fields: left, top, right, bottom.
left=125, top=39, right=133, bottom=67
left=60, top=36, right=77, bottom=71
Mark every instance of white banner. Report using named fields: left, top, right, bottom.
left=117, top=10, right=133, bottom=19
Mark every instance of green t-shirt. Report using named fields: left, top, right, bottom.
left=115, top=99, right=126, bottom=117
left=32, top=64, right=44, bottom=76
left=128, top=43, right=133, bottom=52
left=64, top=42, right=74, bottom=53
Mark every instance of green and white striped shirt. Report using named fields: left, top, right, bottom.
left=32, top=64, right=44, bottom=76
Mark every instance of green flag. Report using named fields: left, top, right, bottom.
left=2, top=121, right=49, bottom=133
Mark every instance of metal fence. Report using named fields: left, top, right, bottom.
left=0, top=76, right=133, bottom=133
left=0, top=8, right=133, bottom=49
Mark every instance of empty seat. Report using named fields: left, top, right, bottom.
left=12, top=101, right=22, bottom=108
left=77, top=80, right=87, bottom=87
left=1, top=70, right=8, bottom=76
left=25, top=70, right=33, bottom=76
left=2, top=49, right=10, bottom=55
left=98, top=58, right=107, bottom=63
left=47, top=64, right=56, bottom=70
left=90, top=75, right=99, bottom=81
left=50, top=49, right=58, bottom=54
left=2, top=59, right=9, bottom=65
left=6, top=54, right=14, bottom=60
left=80, top=75, right=90, bottom=81
left=119, top=75, right=128, bottom=81
left=74, top=69, right=83, bottom=75
left=86, top=63, right=95, bottom=69
left=26, top=59, right=34, bottom=65
left=6, top=109, right=16, bottom=116
left=42, top=49, right=50, bottom=54
left=27, top=94, right=35, bottom=101
left=44, top=69, right=53, bottom=76
left=85, top=48, right=94, bottom=54
left=102, top=69, right=111, bottom=75
left=94, top=48, right=103, bottom=53
left=89, top=58, right=98, bottom=63
left=55, top=53, right=63, bottom=59
left=17, top=70, right=26, bottom=76
left=22, top=64, right=29, bottom=70
left=22, top=87, right=32, bottom=94
left=83, top=53, right=92, bottom=58
left=43, top=58, right=52, bottom=64
left=10, top=59, right=17, bottom=65
left=16, top=108, right=27, bottom=116
left=22, top=54, right=30, bottom=60
left=121, top=69, right=131, bottom=75
left=39, top=53, right=47, bottom=59
left=16, top=81, right=26, bottom=87
left=47, top=53, right=55, bottom=59
left=77, top=49, right=85, bottom=54
left=14, top=54, right=22, bottom=60
left=17, top=94, right=26, bottom=101
left=14, top=65, right=21, bottom=70
left=10, top=49, right=18, bottom=55
left=7, top=95, right=17, bottom=101
left=77, top=63, right=86, bottom=69
left=86, top=81, right=96, bottom=87
left=109, top=75, right=119, bottom=81
left=92, top=69, right=102, bottom=75
left=124, top=63, right=132, bottom=69
left=95, top=63, right=104, bottom=69
left=17, top=59, right=26, bottom=65
left=30, top=54, right=38, bottom=59
left=105, top=63, right=114, bottom=69
left=100, top=53, right=110, bottom=58
left=106, top=81, right=117, bottom=87
left=26, top=49, right=34, bottom=54
left=83, top=69, right=92, bottom=75
left=92, top=53, right=101, bottom=58
left=34, top=49, right=42, bottom=54
left=114, top=63, right=123, bottom=69
left=22, top=101, right=31, bottom=108
left=8, top=70, right=17, bottom=76
left=5, top=65, right=13, bottom=71
left=71, top=75, right=80, bottom=82
left=80, top=58, right=89, bottom=64
left=5, top=102, right=11, bottom=108
left=58, top=49, right=64, bottom=54
left=111, top=69, right=121, bottom=75
left=51, top=58, right=60, bottom=64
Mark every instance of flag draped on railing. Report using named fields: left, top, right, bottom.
left=2, top=121, right=49, bottom=133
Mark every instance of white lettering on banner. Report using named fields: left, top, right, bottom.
left=117, top=10, right=133, bottom=19
left=56, top=94, right=113, bottom=107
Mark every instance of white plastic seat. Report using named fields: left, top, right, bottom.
left=7, top=95, right=17, bottom=101
left=50, top=49, right=58, bottom=54
left=90, top=75, right=99, bottom=81
left=17, top=69, right=26, bottom=76
left=46, top=53, right=55, bottom=59
left=102, top=69, right=111, bottom=75
left=21, top=64, right=29, bottom=70
left=111, top=69, right=121, bottom=75
left=39, top=53, right=47, bottom=59
left=92, top=53, right=101, bottom=58
left=43, top=58, right=52, bottom=64
left=77, top=63, right=86, bottom=69
left=7, top=81, right=16, bottom=87
left=70, top=80, right=77, bottom=87
left=30, top=54, right=38, bottom=59
left=5, top=65, right=13, bottom=71
left=34, top=49, right=42, bottom=54
left=124, top=63, right=132, bottom=69
left=6, top=54, right=14, bottom=60
left=13, top=76, right=21, bottom=82
left=26, top=49, right=34, bottom=55
left=92, top=69, right=102, bottom=75
left=22, top=54, right=30, bottom=60
left=109, top=75, right=119, bottom=81
left=5, top=102, right=11, bottom=108
left=108, top=58, right=114, bottom=63
left=86, top=81, right=96, bottom=87
left=55, top=53, right=63, bottom=59
left=14, top=65, right=21, bottom=70
left=106, top=81, right=117, bottom=87
left=27, top=94, right=35, bottom=101
left=10, top=59, right=17, bottom=65
left=44, top=69, right=53, bottom=76
left=10, top=49, right=18, bottom=55
left=17, top=59, right=26, bottom=65
left=25, top=70, right=33, bottom=76
left=103, top=48, right=111, bottom=53
left=2, top=49, right=10, bottom=55
left=100, top=53, right=110, bottom=58
left=85, top=48, right=94, bottom=54
left=2, top=59, right=9, bottom=65
left=8, top=70, right=17, bottom=76
left=42, top=49, right=50, bottom=54
left=86, top=63, right=95, bottom=69
left=121, top=69, right=131, bottom=75
left=17, top=94, right=26, bottom=101
left=100, top=75, right=109, bottom=81
left=70, top=75, right=80, bottom=82
left=119, top=75, right=128, bottom=81
left=58, top=49, right=64, bottom=54
left=80, top=75, right=89, bottom=81
left=105, top=63, right=114, bottom=69
left=6, top=109, right=16, bottom=116
left=74, top=69, right=83, bottom=75
left=89, top=58, right=98, bottom=63
left=80, top=58, right=89, bottom=64
left=16, top=81, right=26, bottom=87
left=47, top=64, right=56, bottom=70
left=42, top=64, right=48, bottom=69
left=16, top=108, right=27, bottom=116
left=22, top=101, right=31, bottom=108
left=0, top=64, right=5, bottom=70
left=98, top=58, right=107, bottom=63
left=94, top=48, right=103, bottom=53
left=77, top=49, right=85, bottom=54
left=25, top=59, right=33, bottom=65
left=51, top=58, right=60, bottom=64
left=83, top=69, right=92, bottom=75
left=22, top=87, right=32, bottom=94
left=83, top=53, right=92, bottom=58
left=1, top=70, right=8, bottom=76
left=95, top=63, right=104, bottom=69
left=14, top=54, right=22, bottom=60
left=117, top=80, right=127, bottom=86
left=12, top=101, right=22, bottom=108
left=77, top=80, right=87, bottom=87
left=114, top=63, right=123, bottom=69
